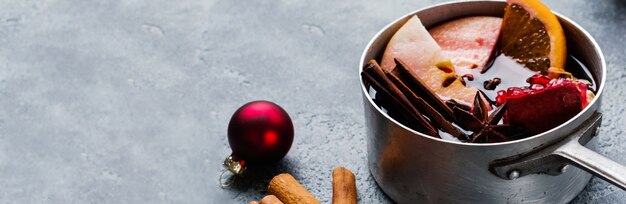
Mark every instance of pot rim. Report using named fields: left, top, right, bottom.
left=359, top=0, right=607, bottom=147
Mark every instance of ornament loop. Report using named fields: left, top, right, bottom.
left=219, top=169, right=235, bottom=188
left=223, top=155, right=247, bottom=176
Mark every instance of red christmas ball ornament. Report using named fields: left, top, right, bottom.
left=223, top=100, right=294, bottom=176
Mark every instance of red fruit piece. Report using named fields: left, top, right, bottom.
left=526, top=74, right=551, bottom=86
left=497, top=77, right=588, bottom=133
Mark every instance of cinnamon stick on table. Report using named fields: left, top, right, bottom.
left=268, top=173, right=320, bottom=204
left=260, top=195, right=284, bottom=204
left=332, top=167, right=357, bottom=204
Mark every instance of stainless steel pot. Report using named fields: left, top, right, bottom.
left=359, top=1, right=625, bottom=203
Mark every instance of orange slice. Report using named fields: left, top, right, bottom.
left=381, top=15, right=478, bottom=105
left=499, top=0, right=568, bottom=78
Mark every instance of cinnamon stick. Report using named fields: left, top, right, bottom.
left=445, top=99, right=471, bottom=112
left=332, top=167, right=357, bottom=204
left=362, top=60, right=438, bottom=136
left=385, top=69, right=467, bottom=139
left=363, top=72, right=424, bottom=131
left=268, top=173, right=320, bottom=204
left=392, top=58, right=455, bottom=120
left=260, top=195, right=284, bottom=204
left=372, top=89, right=418, bottom=127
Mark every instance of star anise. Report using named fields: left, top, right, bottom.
left=451, top=92, right=529, bottom=143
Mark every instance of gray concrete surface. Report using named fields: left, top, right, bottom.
left=0, top=0, right=623, bottom=203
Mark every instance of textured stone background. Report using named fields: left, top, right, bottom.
left=0, top=0, right=624, bottom=203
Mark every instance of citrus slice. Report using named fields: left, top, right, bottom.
left=499, top=0, right=568, bottom=78
left=429, top=16, right=502, bottom=76
left=380, top=15, right=478, bottom=105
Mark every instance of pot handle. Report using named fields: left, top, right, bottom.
left=554, top=133, right=626, bottom=190
left=490, top=112, right=626, bottom=191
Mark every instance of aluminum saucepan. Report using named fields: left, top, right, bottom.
left=359, top=1, right=625, bottom=203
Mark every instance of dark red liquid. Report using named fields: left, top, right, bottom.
left=465, top=54, right=595, bottom=103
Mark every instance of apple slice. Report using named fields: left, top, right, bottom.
left=380, top=15, right=477, bottom=105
